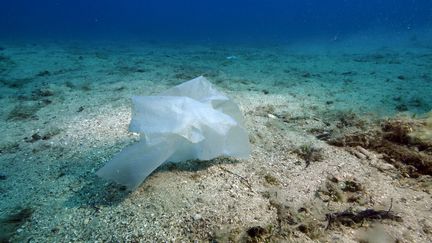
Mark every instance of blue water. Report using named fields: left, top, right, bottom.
left=1, top=0, right=431, bottom=42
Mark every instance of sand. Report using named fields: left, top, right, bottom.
left=0, top=35, right=431, bottom=242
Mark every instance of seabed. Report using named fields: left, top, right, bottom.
left=1, top=34, right=432, bottom=242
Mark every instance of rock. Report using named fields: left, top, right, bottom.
left=350, top=148, right=366, bottom=160
left=267, top=113, right=277, bottom=119
left=193, top=214, right=202, bottom=221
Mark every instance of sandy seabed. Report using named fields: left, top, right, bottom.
left=0, top=35, right=432, bottom=242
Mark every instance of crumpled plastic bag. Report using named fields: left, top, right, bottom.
left=96, top=76, right=251, bottom=190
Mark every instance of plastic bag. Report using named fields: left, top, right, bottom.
left=96, top=76, right=251, bottom=190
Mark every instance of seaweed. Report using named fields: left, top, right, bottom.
left=218, top=166, right=253, bottom=191
left=246, top=226, right=267, bottom=238
left=252, top=105, right=275, bottom=117
left=294, top=144, right=324, bottom=167
left=266, top=196, right=328, bottom=240
left=0, top=78, right=32, bottom=89
left=0, top=55, right=16, bottom=75
left=32, top=87, right=55, bottom=97
left=80, top=82, right=92, bottom=91
left=7, top=102, right=43, bottom=121
left=409, top=114, right=432, bottom=148
left=24, top=127, right=62, bottom=143
left=352, top=53, right=400, bottom=64
left=0, top=142, right=20, bottom=154
left=397, top=75, right=406, bottom=80
left=64, top=81, right=76, bottom=88
left=316, top=176, right=367, bottom=204
left=335, top=110, right=365, bottom=129
left=377, top=141, right=432, bottom=176
left=36, top=70, right=51, bottom=77
left=329, top=114, right=432, bottom=177
left=325, top=203, right=402, bottom=229
left=117, top=65, right=147, bottom=74
left=264, top=174, right=280, bottom=186
left=0, top=207, right=33, bottom=242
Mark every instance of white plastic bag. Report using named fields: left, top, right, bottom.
left=97, top=76, right=251, bottom=190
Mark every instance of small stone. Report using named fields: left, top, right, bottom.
left=267, top=114, right=277, bottom=119
left=352, top=149, right=366, bottom=159
left=193, top=214, right=202, bottom=221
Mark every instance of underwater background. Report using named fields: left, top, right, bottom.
left=1, top=0, right=431, bottom=42
left=1, top=1, right=432, bottom=242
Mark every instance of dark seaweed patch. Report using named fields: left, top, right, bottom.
left=268, top=199, right=325, bottom=239
left=117, top=65, right=147, bottom=74
left=325, top=207, right=402, bottom=229
left=246, top=226, right=267, bottom=238
left=329, top=116, right=432, bottom=177
left=294, top=144, right=324, bottom=167
left=7, top=102, right=43, bottom=121
left=33, top=87, right=55, bottom=98
left=0, top=142, right=20, bottom=154
left=24, top=127, right=62, bottom=143
left=264, top=174, right=280, bottom=186
left=36, top=70, right=51, bottom=77
left=316, top=176, right=368, bottom=204
left=0, top=55, right=16, bottom=80
left=0, top=207, right=33, bottom=242
left=0, top=78, right=31, bottom=89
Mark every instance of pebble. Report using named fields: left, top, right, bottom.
left=267, top=113, right=277, bottom=119
left=193, top=214, right=202, bottom=221
left=350, top=148, right=366, bottom=159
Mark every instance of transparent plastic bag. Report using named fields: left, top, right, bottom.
left=97, top=76, right=251, bottom=190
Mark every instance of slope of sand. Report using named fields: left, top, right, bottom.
left=0, top=37, right=431, bottom=242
